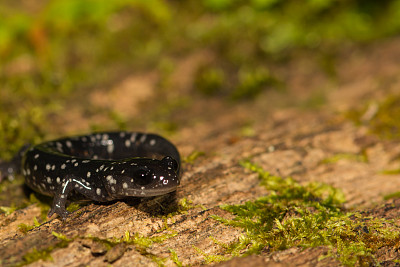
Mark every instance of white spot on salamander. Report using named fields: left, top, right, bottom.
left=46, top=164, right=51, bottom=171
left=74, top=162, right=79, bottom=167
left=122, top=182, right=128, bottom=189
left=130, top=133, right=137, bottom=142
left=34, top=165, right=37, bottom=171
left=125, top=140, right=131, bottom=147
left=34, top=154, right=39, bottom=159
left=56, top=177, right=61, bottom=183
left=140, top=134, right=147, bottom=143
left=47, top=177, right=52, bottom=184
left=61, top=164, right=66, bottom=169
left=149, top=139, right=156, bottom=146
left=96, top=188, right=101, bottom=195
left=66, top=141, right=72, bottom=148
left=107, top=142, right=115, bottom=154
left=87, top=172, right=91, bottom=178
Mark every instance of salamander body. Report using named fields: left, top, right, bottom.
left=0, top=132, right=180, bottom=220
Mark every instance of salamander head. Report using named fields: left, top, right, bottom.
left=104, top=156, right=180, bottom=198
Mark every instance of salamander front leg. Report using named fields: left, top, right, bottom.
left=48, top=175, right=74, bottom=220
left=48, top=174, right=92, bottom=220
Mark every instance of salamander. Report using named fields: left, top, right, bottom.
left=0, top=132, right=180, bottom=220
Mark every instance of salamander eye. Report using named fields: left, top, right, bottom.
left=134, top=169, right=153, bottom=185
left=162, top=156, right=179, bottom=172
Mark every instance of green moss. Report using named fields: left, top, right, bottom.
left=16, top=228, right=178, bottom=266
left=240, top=122, right=256, bottom=137
left=195, top=66, right=226, bottom=96
left=169, top=249, right=183, bottom=267
left=29, top=194, right=51, bottom=221
left=209, top=160, right=400, bottom=266
left=231, top=67, right=277, bottom=100
left=0, top=205, right=17, bottom=215
left=321, top=152, right=368, bottom=164
left=179, top=198, right=206, bottom=214
left=193, top=245, right=228, bottom=264
left=18, top=223, right=35, bottom=234
left=52, top=231, right=73, bottom=242
left=347, top=94, right=400, bottom=140
left=86, top=230, right=177, bottom=266
left=183, top=151, right=206, bottom=164
left=66, top=202, right=81, bottom=213
left=18, top=218, right=41, bottom=234
left=20, top=248, right=53, bottom=266
left=17, top=235, right=71, bottom=266
left=0, top=178, right=37, bottom=217
left=380, top=168, right=400, bottom=175
left=383, top=191, right=400, bottom=201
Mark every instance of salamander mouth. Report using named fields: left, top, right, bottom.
left=117, top=186, right=178, bottom=198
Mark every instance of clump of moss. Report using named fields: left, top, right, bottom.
left=194, top=63, right=279, bottom=100
left=17, top=232, right=72, bottom=266
left=380, top=168, right=400, bottom=175
left=320, top=152, right=368, bottom=164
left=86, top=230, right=177, bottom=265
left=195, top=66, right=226, bottom=97
left=17, top=229, right=177, bottom=266
left=347, top=94, right=400, bottom=140
left=28, top=194, right=51, bottom=221
left=169, top=249, right=183, bottom=267
left=18, top=217, right=41, bottom=234
left=183, top=151, right=205, bottom=164
left=210, top=160, right=400, bottom=266
left=19, top=248, right=54, bottom=266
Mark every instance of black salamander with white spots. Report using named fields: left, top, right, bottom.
left=0, top=132, right=180, bottom=220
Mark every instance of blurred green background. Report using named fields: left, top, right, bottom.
left=1, top=0, right=400, bottom=158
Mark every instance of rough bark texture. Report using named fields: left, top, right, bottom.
left=2, top=38, right=400, bottom=266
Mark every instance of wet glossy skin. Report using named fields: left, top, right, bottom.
left=0, top=132, right=180, bottom=220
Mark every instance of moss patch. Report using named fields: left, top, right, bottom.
left=209, top=160, right=400, bottom=266
left=320, top=152, right=368, bottom=164
left=347, top=94, right=400, bottom=140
